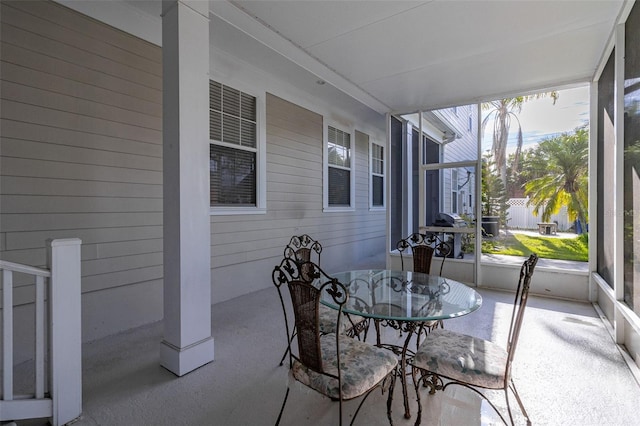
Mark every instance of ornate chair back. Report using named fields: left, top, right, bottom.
left=284, top=234, right=322, bottom=281
left=272, top=258, right=346, bottom=379
left=397, top=233, right=452, bottom=276
left=288, top=264, right=347, bottom=378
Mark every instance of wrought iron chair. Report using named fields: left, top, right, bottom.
left=276, top=235, right=368, bottom=366
left=397, top=232, right=452, bottom=276
left=396, top=233, right=452, bottom=336
left=273, top=258, right=398, bottom=426
left=411, top=253, right=539, bottom=426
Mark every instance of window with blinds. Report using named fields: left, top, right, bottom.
left=371, top=143, right=384, bottom=207
left=328, top=126, right=352, bottom=206
left=209, top=81, right=257, bottom=207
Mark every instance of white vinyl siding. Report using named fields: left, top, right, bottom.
left=210, top=94, right=385, bottom=302
left=0, top=1, right=163, bottom=340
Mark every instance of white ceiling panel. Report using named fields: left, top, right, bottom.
left=232, top=1, right=426, bottom=48
left=118, top=0, right=626, bottom=114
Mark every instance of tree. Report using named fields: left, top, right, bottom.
left=481, top=93, right=558, bottom=187
left=523, top=126, right=589, bottom=232
left=481, top=152, right=509, bottom=228
left=506, top=145, right=547, bottom=197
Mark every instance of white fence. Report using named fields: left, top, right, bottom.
left=1, top=239, right=82, bottom=426
left=506, top=198, right=571, bottom=231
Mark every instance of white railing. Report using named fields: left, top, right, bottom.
left=1, top=238, right=82, bottom=426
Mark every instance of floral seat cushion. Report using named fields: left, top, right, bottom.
left=318, top=304, right=366, bottom=336
left=291, top=333, right=398, bottom=400
left=412, top=328, right=507, bottom=389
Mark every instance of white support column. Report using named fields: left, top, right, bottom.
left=48, top=238, right=82, bottom=426
left=160, top=0, right=214, bottom=376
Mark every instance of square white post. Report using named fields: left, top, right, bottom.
left=160, top=0, right=214, bottom=376
left=48, top=238, right=82, bottom=426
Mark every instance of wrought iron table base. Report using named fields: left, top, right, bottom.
left=374, top=318, right=430, bottom=419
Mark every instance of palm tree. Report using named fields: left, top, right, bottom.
left=524, top=127, right=589, bottom=232
left=481, top=93, right=558, bottom=187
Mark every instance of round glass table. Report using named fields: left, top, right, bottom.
left=321, top=269, right=483, bottom=419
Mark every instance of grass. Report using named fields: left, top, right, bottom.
left=482, top=232, right=589, bottom=262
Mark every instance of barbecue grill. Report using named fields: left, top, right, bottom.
left=432, top=212, right=467, bottom=258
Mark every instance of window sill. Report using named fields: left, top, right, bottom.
left=323, top=207, right=355, bottom=213
left=210, top=207, right=266, bottom=216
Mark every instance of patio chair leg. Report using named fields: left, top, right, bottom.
left=386, top=368, right=397, bottom=426
left=275, top=386, right=289, bottom=426
left=413, top=370, right=424, bottom=426
left=278, top=346, right=288, bottom=366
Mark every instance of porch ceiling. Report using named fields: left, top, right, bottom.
left=126, top=0, right=625, bottom=114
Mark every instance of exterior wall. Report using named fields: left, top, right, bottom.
left=0, top=0, right=164, bottom=345
left=210, top=94, right=386, bottom=303
left=0, top=0, right=387, bottom=349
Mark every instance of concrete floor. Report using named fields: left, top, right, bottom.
left=12, top=261, right=640, bottom=426
left=15, top=288, right=640, bottom=425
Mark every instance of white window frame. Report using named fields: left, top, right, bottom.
left=323, top=120, right=355, bottom=211
left=370, top=141, right=385, bottom=210
left=209, top=80, right=266, bottom=215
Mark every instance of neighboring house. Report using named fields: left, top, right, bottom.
left=389, top=106, right=478, bottom=246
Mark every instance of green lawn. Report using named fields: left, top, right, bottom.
left=482, top=233, right=588, bottom=261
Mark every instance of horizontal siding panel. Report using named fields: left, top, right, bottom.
left=1, top=157, right=161, bottom=184
left=266, top=171, right=319, bottom=187
left=0, top=247, right=47, bottom=267
left=82, top=265, right=163, bottom=293
left=95, top=239, right=163, bottom=259
left=266, top=159, right=322, bottom=179
left=0, top=120, right=161, bottom=157
left=0, top=176, right=162, bottom=198
left=5, top=226, right=162, bottom=251
left=267, top=137, right=321, bottom=163
left=2, top=61, right=161, bottom=118
left=2, top=100, right=161, bottom=144
left=266, top=166, right=322, bottom=184
left=267, top=94, right=322, bottom=124
left=82, top=252, right=163, bottom=277
left=267, top=181, right=322, bottom=196
left=267, top=114, right=323, bottom=142
left=1, top=138, right=161, bottom=171
left=266, top=192, right=321, bottom=205
left=0, top=1, right=166, bottom=327
left=2, top=23, right=161, bottom=90
left=2, top=3, right=161, bottom=76
left=0, top=195, right=161, bottom=214
left=8, top=1, right=161, bottom=63
left=1, top=212, right=162, bottom=232
left=1, top=42, right=161, bottom=104
left=2, top=81, right=160, bottom=130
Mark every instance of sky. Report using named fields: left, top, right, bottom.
left=481, top=85, right=590, bottom=155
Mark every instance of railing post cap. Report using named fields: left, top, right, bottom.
left=49, top=238, right=82, bottom=247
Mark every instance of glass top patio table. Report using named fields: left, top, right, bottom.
left=321, top=269, right=482, bottom=321
left=320, top=269, right=482, bottom=419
